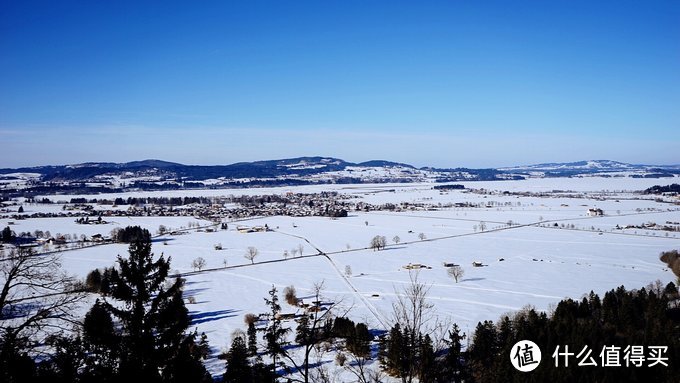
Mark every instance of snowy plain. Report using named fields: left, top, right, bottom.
left=2, top=176, right=679, bottom=379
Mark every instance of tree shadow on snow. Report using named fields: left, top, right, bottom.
left=379, top=246, right=408, bottom=251
left=151, top=237, right=175, bottom=244
left=184, top=287, right=211, bottom=298
left=461, top=277, right=485, bottom=282
left=190, top=309, right=239, bottom=325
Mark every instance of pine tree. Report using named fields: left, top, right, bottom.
left=295, top=313, right=311, bottom=345
left=104, top=239, right=210, bottom=382
left=349, top=322, right=371, bottom=358
left=383, top=323, right=402, bottom=376
left=37, top=335, right=87, bottom=383
left=418, top=334, right=435, bottom=383
left=1, top=226, right=15, bottom=243
left=262, top=285, right=290, bottom=378
left=247, top=321, right=258, bottom=356
left=162, top=331, right=212, bottom=383
left=492, top=316, right=515, bottom=383
left=82, top=300, right=118, bottom=380
left=0, top=331, right=37, bottom=383
left=223, top=336, right=252, bottom=383
left=469, top=320, right=498, bottom=383
left=85, top=269, right=103, bottom=293
left=399, top=326, right=414, bottom=382
left=442, top=323, right=467, bottom=383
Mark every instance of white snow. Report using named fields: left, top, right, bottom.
left=3, top=176, right=679, bottom=380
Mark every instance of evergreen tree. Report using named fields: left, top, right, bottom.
left=223, top=336, right=252, bottom=383
left=85, top=269, right=102, bottom=293
left=0, top=331, right=37, bottom=383
left=82, top=300, right=118, bottom=380
left=383, top=323, right=403, bottom=375
left=104, top=239, right=210, bottom=382
left=162, top=331, right=212, bottom=383
left=247, top=321, right=258, bottom=356
left=664, top=281, right=678, bottom=297
left=491, top=316, right=514, bottom=383
left=468, top=320, right=498, bottom=383
left=377, top=333, right=388, bottom=368
left=262, top=285, right=290, bottom=378
left=418, top=334, right=435, bottom=383
left=441, top=323, right=467, bottom=383
left=295, top=312, right=311, bottom=345
left=348, top=322, right=371, bottom=358
left=100, top=267, right=118, bottom=295
left=36, top=335, right=86, bottom=383
left=1, top=226, right=15, bottom=243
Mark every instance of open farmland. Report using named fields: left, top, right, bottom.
left=1, top=176, right=679, bottom=379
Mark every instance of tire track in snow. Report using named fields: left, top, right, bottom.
left=274, top=229, right=390, bottom=330
left=357, top=276, right=564, bottom=300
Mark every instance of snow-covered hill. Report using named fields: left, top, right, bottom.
left=0, top=158, right=678, bottom=192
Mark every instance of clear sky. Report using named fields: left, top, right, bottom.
left=1, top=1, right=678, bottom=168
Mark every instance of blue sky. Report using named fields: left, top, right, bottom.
left=1, top=1, right=678, bottom=168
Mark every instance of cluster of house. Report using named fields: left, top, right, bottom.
left=12, top=232, right=109, bottom=250
left=272, top=299, right=329, bottom=322
left=75, top=216, right=109, bottom=225
left=403, top=263, right=432, bottom=270
left=616, top=221, right=680, bottom=232
left=236, top=225, right=269, bottom=233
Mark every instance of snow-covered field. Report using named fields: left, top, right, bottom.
left=2, top=176, right=679, bottom=378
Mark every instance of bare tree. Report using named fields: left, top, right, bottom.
left=393, top=235, right=401, bottom=244
left=370, top=235, right=387, bottom=251
left=243, top=313, right=258, bottom=326
left=478, top=221, right=487, bottom=232
left=297, top=244, right=305, bottom=256
left=447, top=265, right=464, bottom=283
left=283, top=250, right=290, bottom=259
left=660, top=250, right=680, bottom=283
left=291, top=248, right=299, bottom=257
left=245, top=246, right=258, bottom=264
left=390, top=270, right=445, bottom=383
left=0, top=248, right=83, bottom=352
left=392, top=270, right=434, bottom=336
left=157, top=224, right=167, bottom=235
left=283, top=285, right=297, bottom=306
left=231, top=328, right=247, bottom=342
left=418, top=232, right=426, bottom=241
left=343, top=350, right=386, bottom=383
left=191, top=257, right=206, bottom=271
left=345, top=265, right=352, bottom=277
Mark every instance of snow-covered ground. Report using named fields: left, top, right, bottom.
left=2, top=176, right=679, bottom=379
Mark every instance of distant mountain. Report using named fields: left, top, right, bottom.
left=0, top=158, right=678, bottom=195
left=500, top=159, right=680, bottom=177
left=501, top=160, right=639, bottom=171
left=356, top=160, right=415, bottom=168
